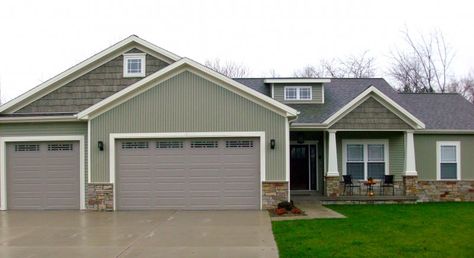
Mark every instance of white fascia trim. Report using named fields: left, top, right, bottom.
left=0, top=115, right=78, bottom=123
left=109, top=131, right=266, bottom=210
left=0, top=35, right=180, bottom=114
left=416, top=130, right=474, bottom=134
left=290, top=123, right=326, bottom=129
left=436, top=141, right=461, bottom=180
left=0, top=135, right=86, bottom=210
left=264, top=79, right=331, bottom=84
left=323, top=86, right=425, bottom=129
left=341, top=139, right=390, bottom=181
left=77, top=58, right=299, bottom=119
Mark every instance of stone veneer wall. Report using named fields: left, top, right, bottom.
left=325, top=176, right=341, bottom=197
left=87, top=183, right=113, bottom=211
left=262, top=182, right=288, bottom=209
left=417, top=180, right=474, bottom=202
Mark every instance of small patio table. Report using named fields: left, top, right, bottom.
left=363, top=181, right=377, bottom=196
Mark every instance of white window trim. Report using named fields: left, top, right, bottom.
left=284, top=86, right=312, bottom=101
left=436, top=141, right=461, bottom=180
left=123, top=53, right=146, bottom=77
left=342, top=139, right=389, bottom=181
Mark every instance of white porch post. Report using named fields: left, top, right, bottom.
left=327, top=130, right=339, bottom=176
left=404, top=131, right=418, bottom=176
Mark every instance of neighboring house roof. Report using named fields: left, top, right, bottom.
left=0, top=35, right=181, bottom=114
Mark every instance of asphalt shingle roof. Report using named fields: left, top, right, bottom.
left=234, top=78, right=474, bottom=130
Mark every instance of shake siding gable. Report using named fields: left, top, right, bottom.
left=331, top=97, right=412, bottom=129
left=90, top=71, right=287, bottom=182
left=16, top=49, right=170, bottom=114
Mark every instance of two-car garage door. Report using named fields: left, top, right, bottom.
left=6, top=142, right=80, bottom=210
left=116, top=138, right=260, bottom=210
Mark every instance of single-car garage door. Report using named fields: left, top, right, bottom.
left=116, top=138, right=260, bottom=210
left=6, top=142, right=80, bottom=210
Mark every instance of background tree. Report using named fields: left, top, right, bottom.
left=447, top=72, right=474, bottom=103
left=204, top=58, right=250, bottom=78
left=389, top=29, right=454, bottom=93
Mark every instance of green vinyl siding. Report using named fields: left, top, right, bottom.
left=414, top=134, right=474, bottom=180
left=335, top=131, right=405, bottom=180
left=0, top=122, right=88, bottom=204
left=90, top=71, right=287, bottom=182
left=273, top=84, right=324, bottom=104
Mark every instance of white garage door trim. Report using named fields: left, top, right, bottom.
left=109, top=131, right=266, bottom=210
left=0, top=135, right=86, bottom=210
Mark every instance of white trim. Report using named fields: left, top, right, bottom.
left=283, top=86, right=312, bottom=101
left=326, top=130, right=339, bottom=176
left=285, top=118, right=290, bottom=201
left=323, top=86, right=425, bottom=129
left=436, top=141, right=461, bottom=180
left=77, top=58, right=299, bottom=119
left=416, top=130, right=474, bottom=134
left=0, top=116, right=78, bottom=123
left=404, top=131, right=417, bottom=176
left=109, top=131, right=266, bottom=210
left=321, top=85, right=325, bottom=104
left=264, top=78, right=331, bottom=84
left=0, top=135, right=86, bottom=210
left=271, top=84, right=274, bottom=99
left=87, top=120, right=91, bottom=183
left=342, top=139, right=390, bottom=181
left=0, top=35, right=180, bottom=114
left=123, top=53, right=146, bottom=77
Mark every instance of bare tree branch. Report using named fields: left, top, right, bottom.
left=204, top=58, right=250, bottom=78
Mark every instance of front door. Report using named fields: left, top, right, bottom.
left=290, top=145, right=309, bottom=190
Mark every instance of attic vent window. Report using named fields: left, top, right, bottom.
left=123, top=53, right=146, bottom=77
left=284, top=86, right=312, bottom=100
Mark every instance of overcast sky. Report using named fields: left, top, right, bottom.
left=0, top=0, right=473, bottom=103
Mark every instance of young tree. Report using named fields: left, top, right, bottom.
left=447, top=72, right=474, bottom=103
left=204, top=58, right=250, bottom=78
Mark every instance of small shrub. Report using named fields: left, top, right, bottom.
left=277, top=201, right=294, bottom=211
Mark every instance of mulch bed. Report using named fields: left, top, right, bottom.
left=268, top=207, right=307, bottom=217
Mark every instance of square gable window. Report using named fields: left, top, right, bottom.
left=123, top=53, right=146, bottom=77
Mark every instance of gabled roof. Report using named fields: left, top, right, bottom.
left=77, top=58, right=299, bottom=119
left=0, top=35, right=181, bottom=114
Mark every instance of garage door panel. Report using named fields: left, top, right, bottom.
left=7, top=142, right=80, bottom=210
left=117, top=138, right=260, bottom=210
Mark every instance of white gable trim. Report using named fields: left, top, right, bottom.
left=77, top=58, right=299, bottom=120
left=323, top=86, right=425, bottom=129
left=0, top=35, right=180, bottom=114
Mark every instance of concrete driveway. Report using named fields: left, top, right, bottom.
left=0, top=210, right=278, bottom=258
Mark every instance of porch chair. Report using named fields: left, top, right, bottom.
left=379, top=175, right=395, bottom=195
left=342, top=175, right=361, bottom=196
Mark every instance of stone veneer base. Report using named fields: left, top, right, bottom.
left=87, top=183, right=114, bottom=211
left=417, top=180, right=474, bottom=202
left=262, top=182, right=289, bottom=209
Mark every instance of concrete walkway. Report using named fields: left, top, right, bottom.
left=0, top=210, right=278, bottom=258
left=271, top=196, right=345, bottom=221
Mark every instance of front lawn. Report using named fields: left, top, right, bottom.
left=272, top=203, right=474, bottom=258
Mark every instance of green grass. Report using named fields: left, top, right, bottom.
left=272, top=203, right=474, bottom=258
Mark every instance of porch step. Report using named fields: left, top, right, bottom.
left=320, top=195, right=418, bottom=205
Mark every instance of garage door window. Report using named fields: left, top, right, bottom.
left=15, top=144, right=40, bottom=152
left=122, top=141, right=149, bottom=149
left=156, top=141, right=183, bottom=149
left=226, top=140, right=254, bottom=148
left=48, top=143, right=73, bottom=151
left=191, top=140, right=218, bottom=148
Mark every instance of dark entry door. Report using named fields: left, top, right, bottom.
left=290, top=145, right=309, bottom=190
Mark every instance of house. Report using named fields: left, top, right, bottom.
left=0, top=35, right=473, bottom=211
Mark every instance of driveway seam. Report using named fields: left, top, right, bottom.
left=115, top=210, right=179, bottom=258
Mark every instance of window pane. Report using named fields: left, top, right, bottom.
left=347, top=144, right=363, bottom=161
left=368, top=144, right=384, bottom=161
left=440, top=163, right=457, bottom=179
left=285, top=88, right=297, bottom=99
left=368, top=163, right=385, bottom=179
left=299, top=88, right=311, bottom=100
left=441, top=145, right=456, bottom=162
left=347, top=163, right=364, bottom=180
left=127, top=59, right=142, bottom=73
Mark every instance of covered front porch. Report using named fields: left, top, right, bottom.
left=289, top=130, right=418, bottom=203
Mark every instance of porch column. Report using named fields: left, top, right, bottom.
left=327, top=130, right=339, bottom=176
left=404, top=131, right=417, bottom=176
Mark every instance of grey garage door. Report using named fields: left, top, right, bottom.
left=6, top=142, right=80, bottom=210
left=116, top=138, right=260, bottom=210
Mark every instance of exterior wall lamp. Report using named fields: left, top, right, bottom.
left=270, top=139, right=276, bottom=149
left=98, top=141, right=104, bottom=151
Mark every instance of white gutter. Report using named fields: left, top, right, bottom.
left=0, top=115, right=79, bottom=123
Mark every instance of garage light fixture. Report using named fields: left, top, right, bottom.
left=270, top=139, right=276, bottom=149
left=98, top=141, right=104, bottom=151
